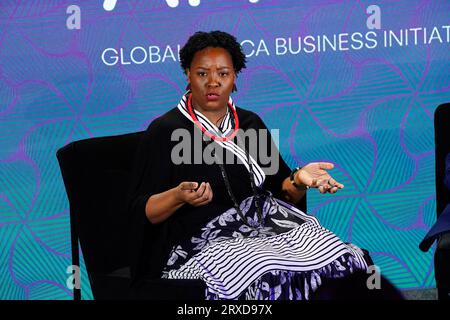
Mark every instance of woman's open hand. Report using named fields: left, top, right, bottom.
left=176, top=182, right=214, bottom=206
left=295, top=162, right=344, bottom=194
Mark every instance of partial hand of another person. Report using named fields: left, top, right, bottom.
left=295, top=162, right=344, bottom=194
left=176, top=181, right=214, bottom=206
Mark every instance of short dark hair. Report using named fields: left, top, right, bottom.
left=180, top=30, right=247, bottom=75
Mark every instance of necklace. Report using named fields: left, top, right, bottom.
left=187, top=93, right=239, bottom=142
left=199, top=115, right=264, bottom=228
left=187, top=93, right=263, bottom=227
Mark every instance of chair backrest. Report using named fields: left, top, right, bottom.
left=435, top=103, right=450, bottom=216
left=57, top=131, right=144, bottom=276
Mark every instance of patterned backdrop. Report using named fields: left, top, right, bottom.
left=0, top=0, right=449, bottom=299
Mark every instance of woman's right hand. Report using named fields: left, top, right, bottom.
left=175, top=182, right=213, bottom=207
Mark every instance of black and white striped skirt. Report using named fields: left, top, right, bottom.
left=162, top=192, right=369, bottom=300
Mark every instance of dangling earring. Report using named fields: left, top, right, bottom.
left=186, top=83, right=191, bottom=91
left=232, top=84, right=237, bottom=93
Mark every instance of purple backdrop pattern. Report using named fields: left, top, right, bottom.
left=0, top=0, right=449, bottom=299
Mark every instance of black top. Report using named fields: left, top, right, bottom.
left=127, top=106, right=292, bottom=282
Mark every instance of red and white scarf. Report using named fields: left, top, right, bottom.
left=177, top=92, right=265, bottom=186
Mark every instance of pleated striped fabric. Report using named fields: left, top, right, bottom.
left=177, top=92, right=266, bottom=186
left=164, top=194, right=368, bottom=300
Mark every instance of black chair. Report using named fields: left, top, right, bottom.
left=428, top=103, right=450, bottom=300
left=57, top=131, right=206, bottom=300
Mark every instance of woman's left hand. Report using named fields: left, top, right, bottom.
left=295, top=162, right=344, bottom=194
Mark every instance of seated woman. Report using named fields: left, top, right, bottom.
left=128, top=30, right=371, bottom=300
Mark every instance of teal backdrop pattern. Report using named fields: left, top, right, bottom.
left=0, top=0, right=449, bottom=299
